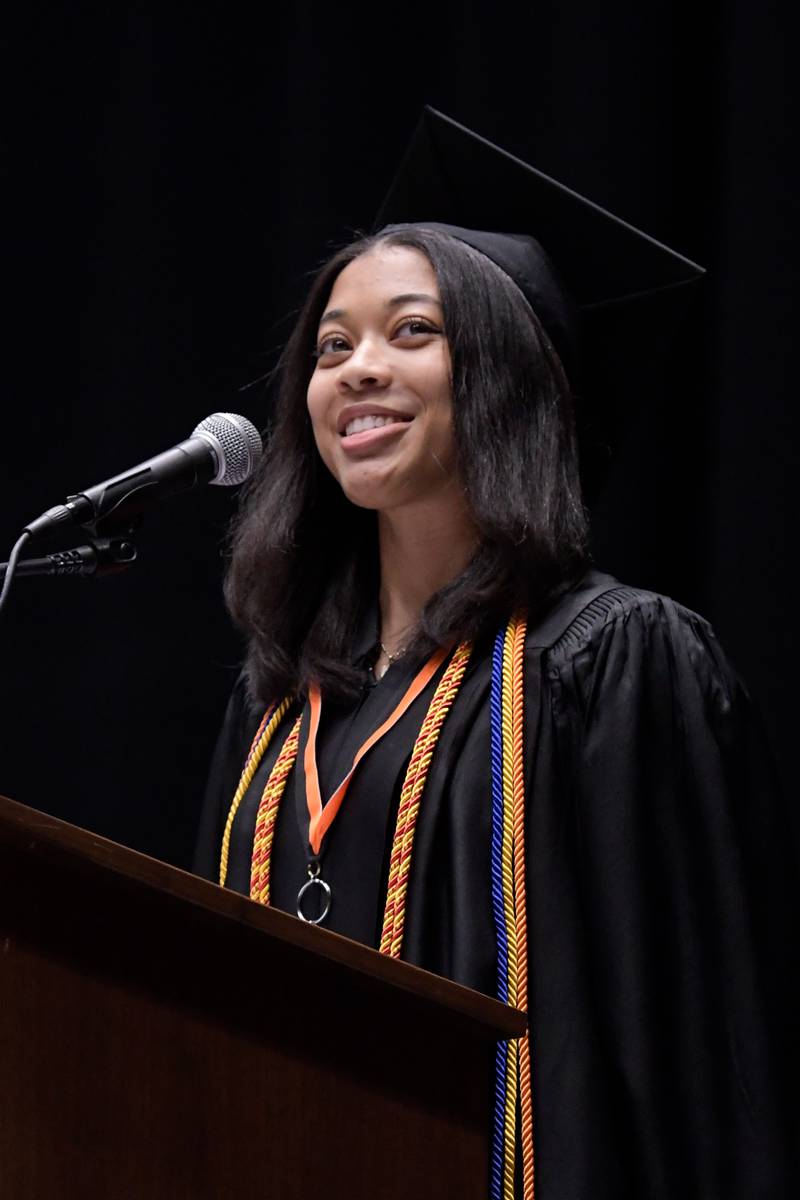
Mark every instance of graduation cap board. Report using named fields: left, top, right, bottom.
left=374, top=106, right=705, bottom=359
left=373, top=108, right=706, bottom=496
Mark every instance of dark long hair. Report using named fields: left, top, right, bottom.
left=226, top=227, right=589, bottom=704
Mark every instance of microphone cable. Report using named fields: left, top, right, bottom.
left=0, top=530, right=31, bottom=616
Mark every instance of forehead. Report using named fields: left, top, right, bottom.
left=323, top=245, right=439, bottom=312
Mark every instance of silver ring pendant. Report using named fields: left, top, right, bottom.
left=297, top=875, right=332, bottom=925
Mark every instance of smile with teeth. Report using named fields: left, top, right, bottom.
left=343, top=414, right=409, bottom=437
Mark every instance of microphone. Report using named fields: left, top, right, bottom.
left=24, top=412, right=262, bottom=539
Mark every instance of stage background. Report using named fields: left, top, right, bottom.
left=2, top=3, right=797, bottom=865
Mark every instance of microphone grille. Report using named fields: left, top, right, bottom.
left=191, top=412, right=262, bottom=486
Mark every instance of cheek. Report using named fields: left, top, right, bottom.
left=306, top=380, right=335, bottom=463
left=433, top=412, right=457, bottom=471
left=428, top=376, right=456, bottom=461
left=306, top=376, right=323, bottom=429
left=423, top=352, right=454, bottom=422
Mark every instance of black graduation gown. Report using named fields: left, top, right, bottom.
left=193, top=571, right=798, bottom=1198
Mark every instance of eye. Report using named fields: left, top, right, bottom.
left=313, top=333, right=351, bottom=360
left=393, top=317, right=441, bottom=339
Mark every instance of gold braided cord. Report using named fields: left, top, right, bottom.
left=379, top=641, right=473, bottom=957
left=501, top=626, right=520, bottom=1005
left=500, top=624, right=519, bottom=1199
left=511, top=614, right=535, bottom=1200
left=218, top=697, right=291, bottom=887
left=250, top=714, right=303, bottom=905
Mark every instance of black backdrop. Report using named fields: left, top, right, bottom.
left=2, top=3, right=797, bottom=867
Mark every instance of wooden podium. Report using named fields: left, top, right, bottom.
left=0, top=794, right=524, bottom=1199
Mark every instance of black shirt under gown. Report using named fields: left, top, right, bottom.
left=193, top=571, right=798, bottom=1198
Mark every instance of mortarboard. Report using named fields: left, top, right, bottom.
left=373, top=107, right=706, bottom=495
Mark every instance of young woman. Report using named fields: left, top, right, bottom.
left=194, top=224, right=796, bottom=1198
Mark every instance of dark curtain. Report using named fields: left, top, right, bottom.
left=2, top=1, right=797, bottom=865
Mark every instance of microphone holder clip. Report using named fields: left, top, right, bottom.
left=0, top=534, right=139, bottom=582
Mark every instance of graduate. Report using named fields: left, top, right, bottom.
left=194, top=110, right=798, bottom=1198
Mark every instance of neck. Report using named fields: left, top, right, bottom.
left=377, top=494, right=479, bottom=651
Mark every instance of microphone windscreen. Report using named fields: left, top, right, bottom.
left=192, top=413, right=262, bottom=486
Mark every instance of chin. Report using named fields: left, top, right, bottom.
left=339, top=481, right=394, bottom=511
left=333, top=463, right=401, bottom=511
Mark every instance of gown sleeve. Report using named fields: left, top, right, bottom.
left=192, top=675, right=255, bottom=882
left=547, top=591, right=798, bottom=1197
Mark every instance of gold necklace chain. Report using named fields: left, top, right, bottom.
left=379, top=639, right=406, bottom=664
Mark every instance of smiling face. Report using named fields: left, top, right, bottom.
left=306, top=245, right=458, bottom=514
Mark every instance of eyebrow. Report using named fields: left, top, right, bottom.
left=318, top=293, right=443, bottom=326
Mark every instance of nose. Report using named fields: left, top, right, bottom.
left=336, top=338, right=391, bottom=392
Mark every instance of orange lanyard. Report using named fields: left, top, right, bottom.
left=303, top=645, right=449, bottom=856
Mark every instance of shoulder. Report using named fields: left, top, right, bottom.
left=541, top=575, right=714, bottom=659
left=535, top=571, right=741, bottom=707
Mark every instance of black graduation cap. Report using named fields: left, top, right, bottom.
left=374, top=107, right=705, bottom=494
